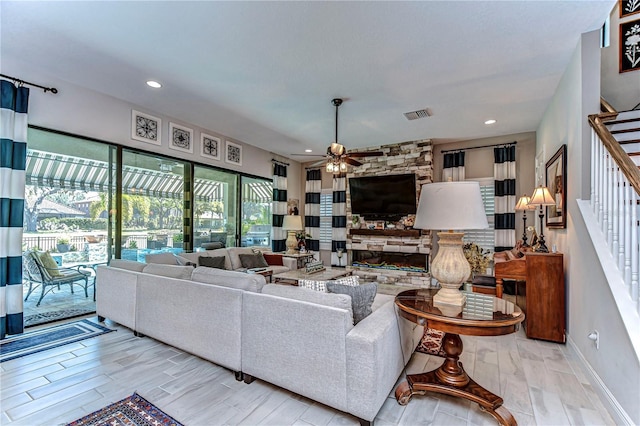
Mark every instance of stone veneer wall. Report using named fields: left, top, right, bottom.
left=346, top=139, right=433, bottom=288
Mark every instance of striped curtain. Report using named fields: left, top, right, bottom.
left=304, top=169, right=321, bottom=252
left=442, top=151, right=465, bottom=181
left=271, top=163, right=287, bottom=253
left=1, top=80, right=29, bottom=339
left=494, top=145, right=516, bottom=252
left=331, top=174, right=347, bottom=265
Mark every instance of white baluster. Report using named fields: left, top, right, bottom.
left=631, top=190, right=638, bottom=309
left=591, top=130, right=596, bottom=209
left=596, top=139, right=603, bottom=223
left=624, top=182, right=632, bottom=288
left=612, top=164, right=619, bottom=260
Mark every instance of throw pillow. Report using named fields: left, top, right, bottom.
left=415, top=328, right=446, bottom=358
left=37, top=252, right=62, bottom=277
left=262, top=253, right=284, bottom=266
left=142, top=264, right=194, bottom=280
left=326, top=282, right=377, bottom=325
left=239, top=253, right=268, bottom=269
left=299, top=275, right=360, bottom=293
left=199, top=256, right=226, bottom=269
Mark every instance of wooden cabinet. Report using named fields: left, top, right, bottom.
left=517, top=253, right=565, bottom=343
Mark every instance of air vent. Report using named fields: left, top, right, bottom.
left=404, top=108, right=432, bottom=120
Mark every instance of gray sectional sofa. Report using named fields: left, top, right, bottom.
left=96, top=253, right=423, bottom=424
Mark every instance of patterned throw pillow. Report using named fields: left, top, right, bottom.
left=239, top=253, right=269, bottom=269
left=298, top=275, right=359, bottom=293
left=262, top=253, right=284, bottom=266
left=199, top=256, right=226, bottom=269
left=415, top=328, right=446, bottom=358
left=326, top=281, right=377, bottom=324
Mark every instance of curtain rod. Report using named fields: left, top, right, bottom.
left=271, top=158, right=289, bottom=166
left=441, top=141, right=516, bottom=154
left=0, top=73, right=58, bottom=94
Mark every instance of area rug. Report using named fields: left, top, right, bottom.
left=67, top=392, right=183, bottom=426
left=25, top=307, right=96, bottom=328
left=0, top=319, right=114, bottom=362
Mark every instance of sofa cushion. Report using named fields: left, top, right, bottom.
left=262, top=253, right=284, bottom=266
left=145, top=252, right=179, bottom=265
left=227, top=247, right=256, bottom=270
left=142, top=263, right=193, bottom=280
left=175, top=255, right=196, bottom=266
left=199, top=256, right=226, bottom=269
left=239, top=253, right=269, bottom=269
left=262, top=284, right=353, bottom=317
left=37, top=252, right=62, bottom=276
left=191, top=266, right=266, bottom=293
left=299, top=275, right=360, bottom=293
left=109, top=259, right=146, bottom=272
left=326, top=282, right=377, bottom=325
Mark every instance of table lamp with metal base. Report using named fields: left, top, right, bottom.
left=515, top=194, right=536, bottom=247
left=529, top=185, right=556, bottom=253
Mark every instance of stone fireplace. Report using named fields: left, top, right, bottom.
left=345, top=139, right=433, bottom=288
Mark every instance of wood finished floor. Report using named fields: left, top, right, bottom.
left=1, top=316, right=614, bottom=426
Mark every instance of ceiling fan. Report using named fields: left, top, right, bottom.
left=295, top=98, right=383, bottom=173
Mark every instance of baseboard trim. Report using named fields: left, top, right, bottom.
left=567, top=335, right=634, bottom=425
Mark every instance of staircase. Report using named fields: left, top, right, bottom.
left=587, top=106, right=640, bottom=321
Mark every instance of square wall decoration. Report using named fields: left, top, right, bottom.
left=169, top=122, right=194, bottom=153
left=620, top=18, right=640, bottom=73
left=201, top=133, right=221, bottom=161
left=620, top=0, right=640, bottom=18
left=225, top=140, right=242, bottom=166
left=131, top=110, right=161, bottom=145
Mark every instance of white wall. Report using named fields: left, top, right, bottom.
left=601, top=3, right=640, bottom=111
left=2, top=56, right=302, bottom=198
left=537, top=30, right=639, bottom=424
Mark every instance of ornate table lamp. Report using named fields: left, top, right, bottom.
left=529, top=185, right=556, bottom=253
left=282, top=215, right=303, bottom=254
left=414, top=182, right=489, bottom=306
left=514, top=194, right=536, bottom=247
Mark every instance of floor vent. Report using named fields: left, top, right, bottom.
left=404, top=108, right=432, bottom=120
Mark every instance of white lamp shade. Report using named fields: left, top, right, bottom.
left=414, top=181, right=488, bottom=230
left=282, top=215, right=303, bottom=231
left=515, top=195, right=536, bottom=211
left=530, top=185, right=556, bottom=206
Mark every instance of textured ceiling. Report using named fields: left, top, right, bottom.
left=1, top=1, right=615, bottom=160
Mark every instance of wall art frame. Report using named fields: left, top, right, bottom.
left=169, top=122, right=194, bottom=154
left=545, top=144, right=567, bottom=229
left=620, top=0, right=640, bottom=18
left=131, top=110, right=161, bottom=145
left=225, top=140, right=242, bottom=166
left=200, top=133, right=221, bottom=161
left=620, top=17, right=640, bottom=73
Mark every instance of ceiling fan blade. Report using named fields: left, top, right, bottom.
left=289, top=153, right=327, bottom=157
left=348, top=151, right=384, bottom=157
left=344, top=157, right=362, bottom=167
left=308, top=159, right=328, bottom=167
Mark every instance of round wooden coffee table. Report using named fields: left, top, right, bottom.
left=395, top=289, right=524, bottom=426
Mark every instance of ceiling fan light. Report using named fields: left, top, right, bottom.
left=326, top=161, right=333, bottom=172
left=330, top=142, right=345, bottom=156
left=340, top=161, right=348, bottom=172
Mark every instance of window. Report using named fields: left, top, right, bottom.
left=319, top=190, right=333, bottom=250
left=463, top=178, right=495, bottom=252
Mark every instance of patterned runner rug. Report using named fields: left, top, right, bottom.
left=67, top=392, right=183, bottom=426
left=0, top=319, right=114, bottom=362
left=25, top=307, right=96, bottom=328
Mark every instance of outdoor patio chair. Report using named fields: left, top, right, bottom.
left=23, top=251, right=90, bottom=307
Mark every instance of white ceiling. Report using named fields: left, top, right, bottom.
left=1, top=1, right=614, bottom=161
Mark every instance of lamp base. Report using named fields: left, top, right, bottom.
left=285, top=231, right=298, bottom=255
left=434, top=287, right=467, bottom=306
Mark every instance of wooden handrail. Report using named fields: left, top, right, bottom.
left=588, top=112, right=640, bottom=196
left=600, top=97, right=617, bottom=114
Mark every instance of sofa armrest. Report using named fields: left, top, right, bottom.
left=96, top=266, right=139, bottom=330
left=282, top=256, right=297, bottom=270
left=345, top=301, right=422, bottom=421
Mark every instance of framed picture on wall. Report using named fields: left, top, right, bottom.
left=169, top=122, right=194, bottom=153
left=620, top=0, right=640, bottom=18
left=545, top=145, right=567, bottom=229
left=201, top=133, right=221, bottom=160
left=620, top=18, right=640, bottom=73
left=131, top=110, right=161, bottom=145
left=225, top=140, right=242, bottom=166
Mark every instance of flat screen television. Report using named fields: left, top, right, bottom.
left=348, top=173, right=417, bottom=220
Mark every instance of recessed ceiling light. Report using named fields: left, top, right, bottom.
left=146, top=80, right=162, bottom=88
left=484, top=119, right=497, bottom=125
left=305, top=149, right=312, bottom=153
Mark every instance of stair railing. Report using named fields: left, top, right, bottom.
left=588, top=105, right=640, bottom=313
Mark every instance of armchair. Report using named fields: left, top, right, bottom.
left=23, top=251, right=90, bottom=307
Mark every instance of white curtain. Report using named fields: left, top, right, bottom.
left=494, top=145, right=516, bottom=251
left=331, top=174, right=347, bottom=266
left=1, top=80, right=29, bottom=338
left=442, top=151, right=465, bottom=181
left=304, top=169, right=321, bottom=252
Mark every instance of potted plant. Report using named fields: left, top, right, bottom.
left=56, top=237, right=70, bottom=253
left=462, top=242, right=491, bottom=281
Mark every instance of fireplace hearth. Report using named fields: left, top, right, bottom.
left=351, top=250, right=428, bottom=273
